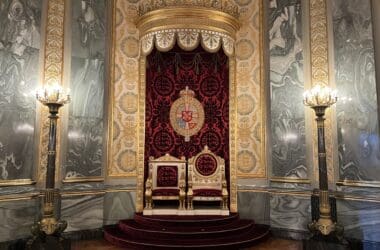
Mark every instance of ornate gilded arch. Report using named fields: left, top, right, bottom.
left=135, top=0, right=240, bottom=212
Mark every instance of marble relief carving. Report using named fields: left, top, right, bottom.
left=235, top=0, right=265, bottom=177
left=0, top=0, right=43, bottom=181
left=269, top=0, right=307, bottom=178
left=332, top=0, right=380, bottom=181
left=64, top=0, right=107, bottom=178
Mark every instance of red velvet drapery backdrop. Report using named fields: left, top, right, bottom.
left=145, top=45, right=229, bottom=192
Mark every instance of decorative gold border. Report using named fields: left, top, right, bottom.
left=237, top=0, right=267, bottom=178
left=309, top=0, right=335, bottom=185
left=106, top=0, right=116, bottom=177
left=0, top=179, right=36, bottom=187
left=137, top=8, right=240, bottom=39
left=229, top=57, right=237, bottom=213
left=270, top=177, right=311, bottom=184
left=37, top=0, right=66, bottom=185
left=62, top=177, right=105, bottom=183
left=336, top=180, right=380, bottom=188
left=136, top=57, right=147, bottom=212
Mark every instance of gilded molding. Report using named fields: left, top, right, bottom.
left=270, top=177, right=311, bottom=184
left=336, top=180, right=380, bottom=188
left=38, top=0, right=66, bottom=185
left=136, top=57, right=147, bottom=212
left=0, top=179, right=36, bottom=187
left=138, top=0, right=239, bottom=19
left=137, top=8, right=240, bottom=39
left=62, top=177, right=105, bottom=183
left=229, top=58, right=237, bottom=213
left=309, top=0, right=334, bottom=186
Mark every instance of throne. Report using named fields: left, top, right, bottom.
left=187, top=146, right=228, bottom=211
left=144, top=154, right=186, bottom=211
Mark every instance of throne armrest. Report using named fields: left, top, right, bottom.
left=145, top=162, right=153, bottom=197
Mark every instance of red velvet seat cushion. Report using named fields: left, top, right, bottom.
left=193, top=189, right=222, bottom=197
left=152, top=189, right=180, bottom=196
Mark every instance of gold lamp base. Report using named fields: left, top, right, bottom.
left=308, top=217, right=337, bottom=236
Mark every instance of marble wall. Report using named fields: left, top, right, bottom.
left=269, top=193, right=310, bottom=231
left=62, top=194, right=104, bottom=231
left=0, top=0, right=43, bottom=181
left=332, top=0, right=380, bottom=181
left=64, top=0, right=107, bottom=179
left=237, top=191, right=270, bottom=225
left=337, top=199, right=380, bottom=242
left=0, top=199, right=37, bottom=242
left=104, top=191, right=136, bottom=225
left=268, top=0, right=307, bottom=178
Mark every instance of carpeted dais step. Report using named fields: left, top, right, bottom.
left=104, top=213, right=270, bottom=250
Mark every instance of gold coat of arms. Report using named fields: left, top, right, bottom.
left=169, top=86, right=205, bottom=142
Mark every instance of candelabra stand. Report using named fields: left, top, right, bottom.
left=303, top=85, right=342, bottom=237
left=27, top=85, right=70, bottom=249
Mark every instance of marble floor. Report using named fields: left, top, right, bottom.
left=71, top=237, right=303, bottom=250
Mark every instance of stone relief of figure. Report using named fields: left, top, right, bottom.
left=77, top=0, right=105, bottom=58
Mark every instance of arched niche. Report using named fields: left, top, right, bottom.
left=135, top=3, right=240, bottom=213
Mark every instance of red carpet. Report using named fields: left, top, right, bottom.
left=104, top=213, right=270, bottom=249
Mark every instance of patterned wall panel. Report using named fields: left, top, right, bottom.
left=236, top=0, right=266, bottom=177
left=108, top=0, right=140, bottom=177
left=64, top=0, right=107, bottom=179
left=331, top=0, right=380, bottom=182
left=268, top=0, right=307, bottom=179
left=0, top=0, right=43, bottom=183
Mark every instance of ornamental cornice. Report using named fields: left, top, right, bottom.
left=141, top=28, right=234, bottom=56
left=138, top=0, right=239, bottom=19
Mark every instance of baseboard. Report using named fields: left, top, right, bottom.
left=270, top=227, right=310, bottom=241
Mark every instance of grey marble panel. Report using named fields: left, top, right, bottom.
left=64, top=59, right=104, bottom=178
left=62, top=182, right=105, bottom=191
left=269, top=0, right=307, bottom=178
left=337, top=199, right=380, bottom=242
left=64, top=0, right=107, bottom=179
left=0, top=0, right=43, bottom=181
left=0, top=199, right=37, bottom=242
left=104, top=191, right=136, bottom=225
left=0, top=186, right=36, bottom=196
left=238, top=191, right=270, bottom=225
left=70, top=0, right=106, bottom=59
left=270, top=193, right=310, bottom=231
left=61, top=194, right=103, bottom=232
left=332, top=0, right=380, bottom=181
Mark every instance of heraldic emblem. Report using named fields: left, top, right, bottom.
left=170, top=86, right=205, bottom=142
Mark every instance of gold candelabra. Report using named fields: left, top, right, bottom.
left=303, top=84, right=338, bottom=236
left=28, top=84, right=70, bottom=248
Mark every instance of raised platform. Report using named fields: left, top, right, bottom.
left=143, top=208, right=230, bottom=216
left=104, top=213, right=270, bottom=249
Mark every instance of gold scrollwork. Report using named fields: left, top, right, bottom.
left=38, top=0, right=66, bottom=185
left=309, top=0, right=334, bottom=185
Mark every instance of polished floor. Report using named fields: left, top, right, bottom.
left=71, top=237, right=302, bottom=250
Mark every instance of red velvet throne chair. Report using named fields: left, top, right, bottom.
left=144, top=154, right=186, bottom=211
left=187, top=146, right=229, bottom=211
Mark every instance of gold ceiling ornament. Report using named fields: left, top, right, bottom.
left=137, top=1, right=240, bottom=56
left=141, top=29, right=235, bottom=56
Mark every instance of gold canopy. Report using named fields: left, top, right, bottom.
left=136, top=0, right=240, bottom=56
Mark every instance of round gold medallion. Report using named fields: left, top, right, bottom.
left=169, top=87, right=205, bottom=142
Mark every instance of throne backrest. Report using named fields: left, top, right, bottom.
left=148, top=154, right=186, bottom=190
left=188, top=146, right=225, bottom=190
